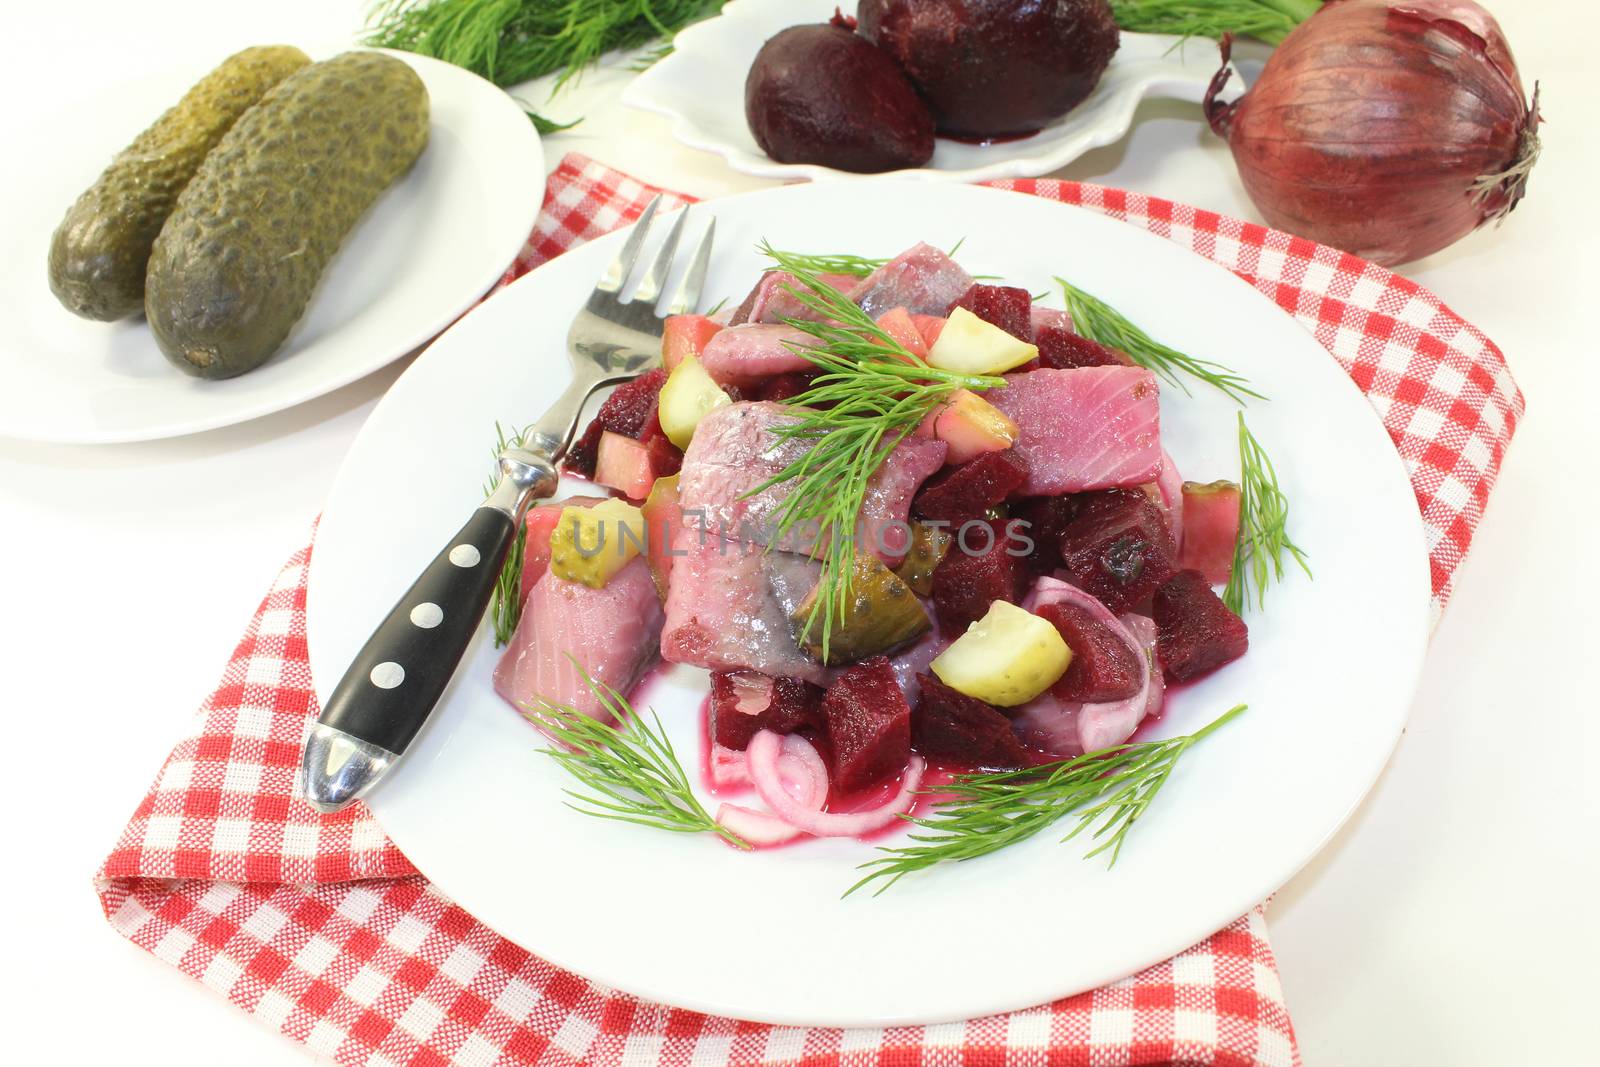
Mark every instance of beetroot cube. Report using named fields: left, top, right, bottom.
left=766, top=676, right=825, bottom=734
left=708, top=672, right=824, bottom=751
left=930, top=519, right=1027, bottom=631
left=644, top=432, right=682, bottom=479
left=1009, top=495, right=1081, bottom=573
left=912, top=450, right=1028, bottom=525
left=1057, top=489, right=1175, bottom=614
left=752, top=370, right=818, bottom=403
left=1035, top=601, right=1142, bottom=702
left=1035, top=327, right=1132, bottom=370
left=1153, top=570, right=1249, bottom=682
left=821, top=657, right=912, bottom=791
left=948, top=284, right=1034, bottom=341
left=564, top=370, right=668, bottom=478
left=912, top=674, right=1028, bottom=769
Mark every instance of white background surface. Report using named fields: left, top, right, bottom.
left=0, top=3, right=1592, bottom=1064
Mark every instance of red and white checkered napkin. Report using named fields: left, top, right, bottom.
left=96, top=153, right=1522, bottom=1066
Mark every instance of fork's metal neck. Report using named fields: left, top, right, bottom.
left=525, top=376, right=603, bottom=461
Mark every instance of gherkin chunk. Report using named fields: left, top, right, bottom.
left=794, top=554, right=931, bottom=666
left=895, top=522, right=952, bottom=597
left=48, top=46, right=311, bottom=321
left=145, top=51, right=430, bottom=378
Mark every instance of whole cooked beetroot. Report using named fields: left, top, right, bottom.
left=745, top=23, right=934, bottom=173
left=857, top=0, right=1120, bottom=139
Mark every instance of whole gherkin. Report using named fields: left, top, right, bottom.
left=47, top=45, right=311, bottom=321
left=145, top=51, right=431, bottom=379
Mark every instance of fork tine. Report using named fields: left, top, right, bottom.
left=596, top=194, right=662, bottom=294
left=629, top=207, right=686, bottom=306
left=666, top=217, right=716, bottom=315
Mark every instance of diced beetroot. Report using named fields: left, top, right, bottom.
left=948, top=283, right=1034, bottom=342
left=1035, top=601, right=1143, bottom=702
left=1057, top=489, right=1176, bottom=614
left=821, top=657, right=911, bottom=792
left=1178, top=480, right=1241, bottom=585
left=751, top=370, right=818, bottom=403
left=564, top=370, right=668, bottom=478
left=662, top=314, right=723, bottom=372
left=1035, top=327, right=1132, bottom=369
left=1008, top=495, right=1079, bottom=573
left=913, top=450, right=1028, bottom=524
left=644, top=433, right=682, bottom=479
left=1153, top=570, right=1248, bottom=681
left=875, top=306, right=929, bottom=359
left=709, top=671, right=825, bottom=750
left=912, top=674, right=1029, bottom=769
left=930, top=519, right=1027, bottom=631
left=912, top=314, right=946, bottom=350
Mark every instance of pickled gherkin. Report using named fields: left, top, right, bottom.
left=145, top=51, right=430, bottom=379
left=48, top=46, right=311, bottom=321
left=794, top=554, right=931, bottom=666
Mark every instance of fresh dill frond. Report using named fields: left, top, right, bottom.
left=751, top=242, right=1005, bottom=660
left=847, top=705, right=1248, bottom=896
left=761, top=251, right=890, bottom=278
left=1110, top=0, right=1320, bottom=45
left=520, top=668, right=747, bottom=847
left=1057, top=278, right=1263, bottom=403
left=484, top=421, right=533, bottom=647
left=1224, top=413, right=1311, bottom=613
left=366, top=0, right=728, bottom=90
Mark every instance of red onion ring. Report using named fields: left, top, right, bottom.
left=1155, top=448, right=1184, bottom=553
left=1018, top=577, right=1154, bottom=753
left=747, top=731, right=924, bottom=837
left=714, top=734, right=830, bottom=848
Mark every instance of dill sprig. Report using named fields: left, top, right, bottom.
left=520, top=668, right=747, bottom=847
left=365, top=0, right=727, bottom=89
left=1057, top=278, right=1263, bottom=403
left=762, top=251, right=889, bottom=278
left=1225, top=413, right=1311, bottom=613
left=848, top=704, right=1248, bottom=896
left=1111, top=0, right=1320, bottom=44
left=752, top=242, right=1005, bottom=659
left=484, top=421, right=533, bottom=647
left=764, top=238, right=991, bottom=281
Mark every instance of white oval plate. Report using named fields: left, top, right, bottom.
left=307, top=181, right=1431, bottom=1027
left=0, top=49, right=543, bottom=444
left=622, top=0, right=1219, bottom=183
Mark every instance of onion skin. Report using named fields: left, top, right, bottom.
left=1205, top=0, right=1540, bottom=266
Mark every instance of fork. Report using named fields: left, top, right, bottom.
left=302, top=196, right=715, bottom=813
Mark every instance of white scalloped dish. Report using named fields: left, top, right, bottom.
left=622, top=0, right=1220, bottom=182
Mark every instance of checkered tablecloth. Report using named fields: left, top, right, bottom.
left=95, top=153, right=1521, bottom=1066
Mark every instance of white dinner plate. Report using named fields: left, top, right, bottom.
left=0, top=49, right=543, bottom=444
left=307, top=181, right=1431, bottom=1026
left=623, top=0, right=1220, bottom=183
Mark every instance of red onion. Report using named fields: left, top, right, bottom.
left=1155, top=448, right=1184, bottom=554
left=1120, top=613, right=1165, bottom=723
left=1016, top=577, right=1154, bottom=754
left=1204, top=0, right=1540, bottom=266
left=714, top=735, right=830, bottom=848
left=747, top=731, right=924, bottom=838
left=716, top=803, right=805, bottom=848
left=708, top=743, right=752, bottom=791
